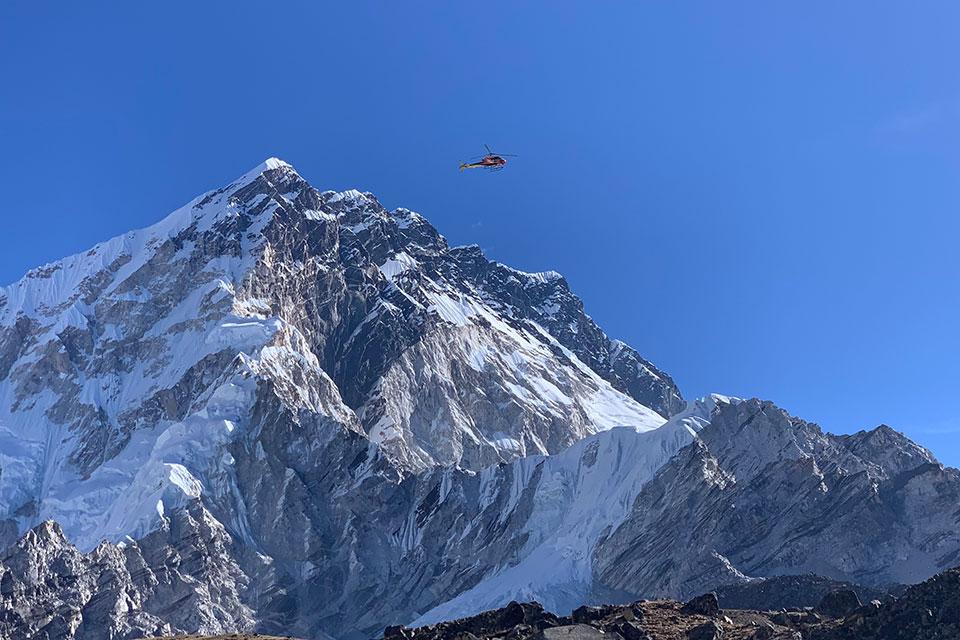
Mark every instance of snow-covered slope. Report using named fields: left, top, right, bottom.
left=0, top=159, right=356, bottom=550
left=413, top=396, right=729, bottom=626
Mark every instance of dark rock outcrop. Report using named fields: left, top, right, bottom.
left=715, top=575, right=894, bottom=612
left=687, top=621, right=724, bottom=640
left=815, top=589, right=862, bottom=618
left=808, top=566, right=960, bottom=639
left=682, top=593, right=721, bottom=617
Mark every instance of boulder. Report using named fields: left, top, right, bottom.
left=687, top=620, right=723, bottom=640
left=682, top=593, right=720, bottom=617
left=385, top=625, right=409, bottom=639
left=815, top=589, right=862, bottom=618
left=571, top=605, right=615, bottom=624
left=770, top=611, right=789, bottom=626
left=499, top=602, right=529, bottom=628
left=609, top=620, right=649, bottom=640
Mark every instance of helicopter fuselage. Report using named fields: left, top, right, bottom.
left=460, top=155, right=507, bottom=170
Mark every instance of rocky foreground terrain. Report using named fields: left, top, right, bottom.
left=145, top=636, right=289, bottom=640
left=143, top=636, right=290, bottom=640
left=382, top=565, right=960, bottom=640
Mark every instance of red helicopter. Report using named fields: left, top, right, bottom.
left=459, top=145, right=518, bottom=172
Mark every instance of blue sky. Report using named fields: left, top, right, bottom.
left=1, top=2, right=958, bottom=465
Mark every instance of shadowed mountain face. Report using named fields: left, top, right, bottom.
left=0, top=160, right=956, bottom=640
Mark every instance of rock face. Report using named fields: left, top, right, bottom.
left=0, top=506, right=252, bottom=640
left=593, top=399, right=960, bottom=600
left=0, top=159, right=957, bottom=640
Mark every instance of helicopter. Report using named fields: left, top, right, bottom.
left=459, top=145, right=517, bottom=172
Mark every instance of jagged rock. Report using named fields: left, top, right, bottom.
left=815, top=589, right=861, bottom=618
left=496, top=602, right=556, bottom=629
left=682, top=593, right=720, bottom=617
left=594, top=400, right=960, bottom=601
left=687, top=620, right=724, bottom=640
left=804, top=567, right=960, bottom=638
left=608, top=620, right=649, bottom=640
left=498, top=603, right=529, bottom=628
left=571, top=605, right=616, bottom=624
left=0, top=505, right=253, bottom=640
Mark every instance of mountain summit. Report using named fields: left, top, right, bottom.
left=0, top=159, right=680, bottom=550
left=0, top=161, right=956, bottom=640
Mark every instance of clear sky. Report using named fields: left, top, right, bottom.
left=1, top=3, right=958, bottom=466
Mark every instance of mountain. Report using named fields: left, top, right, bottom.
left=0, top=160, right=956, bottom=640
left=0, top=158, right=676, bottom=551
left=593, top=399, right=960, bottom=600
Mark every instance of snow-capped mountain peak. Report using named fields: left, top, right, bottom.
left=0, top=160, right=681, bottom=553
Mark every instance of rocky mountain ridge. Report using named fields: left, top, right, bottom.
left=594, top=400, right=960, bottom=600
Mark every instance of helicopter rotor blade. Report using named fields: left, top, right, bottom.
left=484, top=144, right=493, bottom=155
